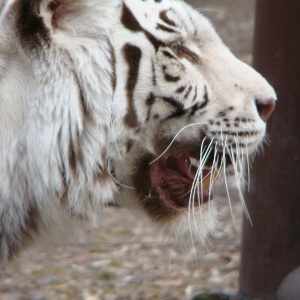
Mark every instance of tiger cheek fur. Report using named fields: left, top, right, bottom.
left=0, top=0, right=276, bottom=262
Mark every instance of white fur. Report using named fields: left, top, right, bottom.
left=0, top=0, right=276, bottom=262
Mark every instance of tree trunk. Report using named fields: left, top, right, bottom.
left=239, top=0, right=300, bottom=299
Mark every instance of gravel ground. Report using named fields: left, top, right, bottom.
left=1, top=182, right=243, bottom=300
left=0, top=1, right=256, bottom=299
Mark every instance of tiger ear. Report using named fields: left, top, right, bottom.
left=2, top=0, right=52, bottom=51
left=1, top=0, right=75, bottom=51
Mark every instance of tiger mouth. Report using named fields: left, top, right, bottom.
left=134, top=148, right=227, bottom=220
left=149, top=156, right=216, bottom=209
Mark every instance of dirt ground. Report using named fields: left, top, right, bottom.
left=0, top=1, right=256, bottom=299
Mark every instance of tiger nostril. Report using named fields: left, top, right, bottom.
left=255, top=98, right=276, bottom=122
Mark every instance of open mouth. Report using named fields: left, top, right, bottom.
left=149, top=155, right=218, bottom=211
left=133, top=141, right=234, bottom=220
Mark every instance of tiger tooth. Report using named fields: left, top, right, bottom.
left=201, top=169, right=219, bottom=191
left=189, top=157, right=199, bottom=167
left=202, top=173, right=212, bottom=192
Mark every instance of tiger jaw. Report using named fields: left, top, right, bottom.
left=132, top=149, right=223, bottom=221
left=123, top=130, right=251, bottom=224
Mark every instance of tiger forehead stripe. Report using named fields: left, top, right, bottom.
left=121, top=2, right=163, bottom=51
left=156, top=23, right=178, bottom=33
left=157, top=9, right=180, bottom=33
left=159, top=10, right=176, bottom=27
left=121, top=2, right=143, bottom=32
left=187, top=10, right=197, bottom=37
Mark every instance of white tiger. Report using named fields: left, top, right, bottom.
left=0, top=0, right=276, bottom=263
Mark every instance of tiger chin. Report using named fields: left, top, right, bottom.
left=0, top=0, right=276, bottom=263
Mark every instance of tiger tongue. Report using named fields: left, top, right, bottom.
left=166, top=157, right=197, bottom=180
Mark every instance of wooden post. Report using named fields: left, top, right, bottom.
left=238, top=0, right=300, bottom=299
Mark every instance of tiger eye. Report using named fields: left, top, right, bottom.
left=169, top=43, right=182, bottom=55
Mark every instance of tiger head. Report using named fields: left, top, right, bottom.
left=0, top=0, right=276, bottom=261
left=110, top=0, right=276, bottom=241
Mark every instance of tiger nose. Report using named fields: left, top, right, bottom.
left=255, top=98, right=276, bottom=122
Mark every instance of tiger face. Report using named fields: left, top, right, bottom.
left=0, top=0, right=275, bottom=261
left=111, top=0, right=276, bottom=240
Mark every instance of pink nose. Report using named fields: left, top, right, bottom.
left=255, top=98, right=276, bottom=122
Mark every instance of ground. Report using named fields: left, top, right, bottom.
left=0, top=1, right=256, bottom=299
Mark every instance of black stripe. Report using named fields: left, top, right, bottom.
left=123, top=44, right=142, bottom=127
left=146, top=93, right=156, bottom=121
left=145, top=31, right=163, bottom=51
left=73, top=72, right=89, bottom=116
left=152, top=60, right=156, bottom=85
left=198, top=86, right=209, bottom=109
left=159, top=10, right=176, bottom=27
left=146, top=93, right=156, bottom=106
left=192, top=87, right=198, bottom=102
left=162, top=66, right=180, bottom=82
left=165, top=109, right=185, bottom=120
left=121, top=3, right=143, bottom=32
left=69, top=138, right=77, bottom=173
left=126, top=139, right=134, bottom=152
left=165, top=74, right=180, bottom=82
left=162, top=50, right=176, bottom=59
left=109, top=42, right=117, bottom=92
left=156, top=23, right=178, bottom=33
left=176, top=86, right=186, bottom=93
left=188, top=103, right=202, bottom=117
left=184, top=86, right=192, bottom=99
left=162, top=97, right=184, bottom=110
left=13, top=0, right=50, bottom=50
left=187, top=87, right=209, bottom=117
left=121, top=3, right=163, bottom=51
left=187, top=12, right=197, bottom=37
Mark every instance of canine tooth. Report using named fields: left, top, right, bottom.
left=201, top=170, right=219, bottom=192
left=202, top=174, right=212, bottom=192
left=189, top=157, right=199, bottom=167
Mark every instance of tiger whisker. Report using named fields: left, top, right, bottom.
left=149, top=122, right=207, bottom=165
left=192, top=140, right=214, bottom=246
left=221, top=135, right=237, bottom=228
left=246, top=135, right=251, bottom=193
left=227, top=144, right=252, bottom=225
left=188, top=138, right=213, bottom=248
left=207, top=143, right=219, bottom=219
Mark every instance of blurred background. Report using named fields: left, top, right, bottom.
left=0, top=1, right=256, bottom=300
